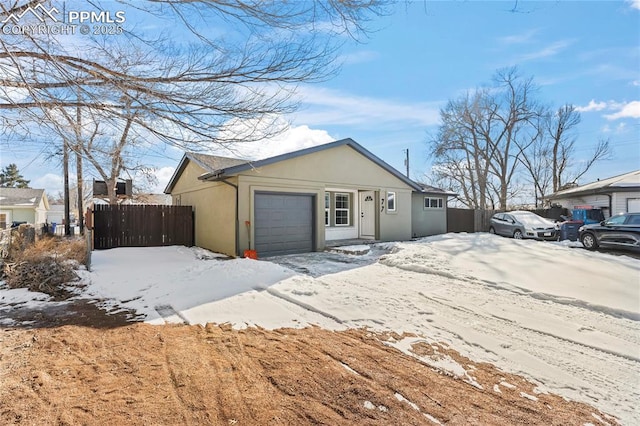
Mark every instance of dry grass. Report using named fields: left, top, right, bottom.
left=17, top=236, right=88, bottom=266
left=2, top=235, right=87, bottom=299
left=0, top=324, right=619, bottom=425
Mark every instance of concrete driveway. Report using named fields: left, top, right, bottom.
left=266, top=243, right=394, bottom=277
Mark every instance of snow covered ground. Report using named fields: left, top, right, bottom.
left=1, top=233, right=639, bottom=424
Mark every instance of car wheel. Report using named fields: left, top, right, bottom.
left=581, top=233, right=598, bottom=250
left=513, top=229, right=523, bottom=239
left=489, top=227, right=496, bottom=234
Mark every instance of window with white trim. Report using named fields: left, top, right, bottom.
left=387, top=192, right=396, bottom=212
left=335, top=193, right=350, bottom=226
left=424, top=197, right=443, bottom=209
left=324, top=192, right=330, bottom=226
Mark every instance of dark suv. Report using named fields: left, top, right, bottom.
left=579, top=212, right=640, bottom=250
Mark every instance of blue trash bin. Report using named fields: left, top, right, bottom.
left=560, top=221, right=582, bottom=241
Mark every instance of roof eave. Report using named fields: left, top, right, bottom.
left=198, top=171, right=225, bottom=181
left=198, top=138, right=422, bottom=191
left=548, top=185, right=640, bottom=199
left=163, top=154, right=189, bottom=194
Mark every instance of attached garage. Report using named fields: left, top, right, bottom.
left=254, top=192, right=315, bottom=257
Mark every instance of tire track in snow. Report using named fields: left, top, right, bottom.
left=419, top=292, right=640, bottom=364
left=402, top=274, right=640, bottom=424
left=276, top=263, right=639, bottom=424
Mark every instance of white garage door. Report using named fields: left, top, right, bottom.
left=254, top=193, right=314, bottom=257
left=628, top=198, right=640, bottom=213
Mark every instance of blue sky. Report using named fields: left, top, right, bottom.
left=290, top=1, right=640, bottom=184
left=2, top=0, right=639, bottom=198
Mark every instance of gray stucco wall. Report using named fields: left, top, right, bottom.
left=411, top=193, right=447, bottom=237
left=378, top=190, right=412, bottom=242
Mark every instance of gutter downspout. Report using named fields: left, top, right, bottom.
left=219, top=178, right=240, bottom=257
left=606, top=193, right=612, bottom=218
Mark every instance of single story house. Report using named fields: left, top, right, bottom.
left=47, top=204, right=68, bottom=226
left=0, top=187, right=49, bottom=229
left=546, top=170, right=640, bottom=218
left=165, top=138, right=450, bottom=257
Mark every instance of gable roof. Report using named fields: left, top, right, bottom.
left=0, top=187, right=48, bottom=209
left=165, top=138, right=422, bottom=193
left=164, top=152, right=249, bottom=193
left=548, top=170, right=640, bottom=199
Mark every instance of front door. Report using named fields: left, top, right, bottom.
left=359, top=191, right=375, bottom=239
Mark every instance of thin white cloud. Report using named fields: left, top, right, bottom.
left=632, top=80, right=640, bottom=86
left=575, top=100, right=609, bottom=112
left=292, top=86, right=441, bottom=129
left=604, top=101, right=640, bottom=120
left=337, top=50, right=379, bottom=65
left=601, top=122, right=628, bottom=135
left=498, top=28, right=539, bottom=45
left=518, top=39, right=574, bottom=61
left=627, top=0, right=640, bottom=10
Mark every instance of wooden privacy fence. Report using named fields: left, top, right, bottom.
left=93, top=204, right=193, bottom=249
left=447, top=208, right=498, bottom=233
left=447, top=208, right=475, bottom=233
left=447, top=207, right=566, bottom=233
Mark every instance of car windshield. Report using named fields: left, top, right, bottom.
left=511, top=213, right=553, bottom=227
left=605, top=215, right=627, bottom=225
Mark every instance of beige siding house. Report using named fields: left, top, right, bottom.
left=165, top=138, right=429, bottom=257
left=547, top=170, right=640, bottom=218
left=0, top=188, right=50, bottom=229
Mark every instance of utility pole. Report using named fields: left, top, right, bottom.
left=63, top=138, right=70, bottom=236
left=76, top=88, right=84, bottom=234
left=404, top=149, right=409, bottom=178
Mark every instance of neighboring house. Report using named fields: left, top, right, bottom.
left=48, top=204, right=80, bottom=223
left=0, top=187, right=50, bottom=229
left=47, top=205, right=67, bottom=225
left=411, top=184, right=456, bottom=238
left=546, top=170, right=640, bottom=218
left=165, top=138, right=449, bottom=257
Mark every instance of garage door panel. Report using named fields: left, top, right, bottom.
left=254, top=193, right=314, bottom=257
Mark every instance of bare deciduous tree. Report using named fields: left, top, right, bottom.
left=0, top=0, right=389, bottom=202
left=519, top=104, right=611, bottom=206
left=430, top=69, right=610, bottom=210
left=430, top=67, right=540, bottom=209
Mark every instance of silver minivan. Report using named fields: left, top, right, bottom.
left=489, top=211, right=558, bottom=241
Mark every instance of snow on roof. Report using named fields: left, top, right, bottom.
left=549, top=170, right=640, bottom=198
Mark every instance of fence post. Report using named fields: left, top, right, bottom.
left=85, top=229, right=92, bottom=271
